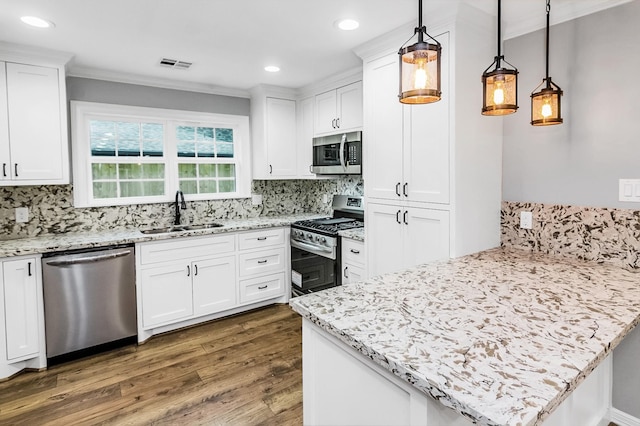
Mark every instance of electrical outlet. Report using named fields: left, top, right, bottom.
left=322, top=194, right=328, bottom=203
left=520, top=211, right=532, bottom=229
left=251, top=194, right=263, bottom=206
left=15, top=207, right=29, bottom=223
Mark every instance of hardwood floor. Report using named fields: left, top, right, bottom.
left=0, top=304, right=303, bottom=425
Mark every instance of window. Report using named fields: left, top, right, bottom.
left=71, top=101, right=251, bottom=207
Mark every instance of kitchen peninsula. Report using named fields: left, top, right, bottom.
left=290, top=248, right=640, bottom=426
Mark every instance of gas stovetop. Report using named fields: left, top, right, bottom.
left=292, top=217, right=364, bottom=236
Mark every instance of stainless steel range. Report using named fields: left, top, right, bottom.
left=291, top=195, right=364, bottom=296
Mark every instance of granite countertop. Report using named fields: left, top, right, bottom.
left=338, top=227, right=365, bottom=242
left=289, top=248, right=640, bottom=426
left=0, top=213, right=325, bottom=258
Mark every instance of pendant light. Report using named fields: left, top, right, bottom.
left=398, top=0, right=441, bottom=104
left=531, top=0, right=563, bottom=126
left=481, top=0, right=518, bottom=115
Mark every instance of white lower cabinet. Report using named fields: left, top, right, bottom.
left=367, top=203, right=449, bottom=277
left=341, top=238, right=366, bottom=285
left=0, top=256, right=46, bottom=380
left=136, top=227, right=289, bottom=342
left=193, top=256, right=237, bottom=316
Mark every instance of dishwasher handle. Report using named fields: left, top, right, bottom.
left=45, top=250, right=132, bottom=266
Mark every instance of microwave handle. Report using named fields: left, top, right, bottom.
left=339, top=134, right=347, bottom=169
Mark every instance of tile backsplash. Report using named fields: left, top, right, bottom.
left=501, top=201, right=640, bottom=271
left=1, top=177, right=363, bottom=239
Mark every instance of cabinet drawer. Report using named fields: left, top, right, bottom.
left=342, top=238, right=365, bottom=267
left=139, top=234, right=235, bottom=265
left=238, top=228, right=285, bottom=251
left=343, top=264, right=366, bottom=285
left=239, top=247, right=285, bottom=277
left=240, top=272, right=285, bottom=304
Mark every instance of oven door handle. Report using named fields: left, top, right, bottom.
left=291, top=239, right=336, bottom=260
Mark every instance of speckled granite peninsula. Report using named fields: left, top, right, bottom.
left=290, top=248, right=640, bottom=426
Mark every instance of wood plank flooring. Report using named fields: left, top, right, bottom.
left=0, top=304, right=302, bottom=426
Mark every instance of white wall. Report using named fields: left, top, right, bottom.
left=502, top=0, right=640, bottom=417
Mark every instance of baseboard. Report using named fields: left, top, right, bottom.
left=611, top=408, right=640, bottom=426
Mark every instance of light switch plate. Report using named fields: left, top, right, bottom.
left=520, top=211, right=533, bottom=229
left=619, top=179, right=640, bottom=202
left=15, top=207, right=29, bottom=223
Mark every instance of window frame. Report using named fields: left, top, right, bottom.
left=71, top=101, right=251, bottom=208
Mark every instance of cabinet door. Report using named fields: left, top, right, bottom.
left=342, top=264, right=366, bottom=285
left=296, top=97, right=315, bottom=177
left=139, top=263, right=193, bottom=328
left=404, top=208, right=450, bottom=268
left=0, top=63, right=10, bottom=182
left=266, top=97, right=297, bottom=177
left=3, top=258, right=39, bottom=360
left=364, top=54, right=404, bottom=201
left=404, top=33, right=450, bottom=204
left=366, top=203, right=405, bottom=277
left=336, top=81, right=363, bottom=132
left=6, top=63, right=64, bottom=181
left=193, top=256, right=237, bottom=316
left=314, top=89, right=337, bottom=136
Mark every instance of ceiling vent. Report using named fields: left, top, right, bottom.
left=159, top=58, right=192, bottom=70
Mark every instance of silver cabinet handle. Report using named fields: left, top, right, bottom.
left=396, top=210, right=401, bottom=224
left=403, top=210, right=408, bottom=225
left=257, top=259, right=268, bottom=264
left=46, top=250, right=131, bottom=266
left=258, top=285, right=268, bottom=290
left=395, top=182, right=401, bottom=196
left=403, top=183, right=408, bottom=197
left=344, top=266, right=349, bottom=278
left=350, top=249, right=360, bottom=254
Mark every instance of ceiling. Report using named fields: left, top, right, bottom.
left=0, top=0, right=632, bottom=96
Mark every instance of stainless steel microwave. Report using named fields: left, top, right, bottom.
left=311, top=131, right=362, bottom=175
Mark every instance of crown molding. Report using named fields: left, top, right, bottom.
left=67, top=66, right=251, bottom=98
left=504, top=0, right=633, bottom=40
left=0, top=41, right=74, bottom=68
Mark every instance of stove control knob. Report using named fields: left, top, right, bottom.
left=306, top=233, right=313, bottom=239
left=320, top=237, right=326, bottom=243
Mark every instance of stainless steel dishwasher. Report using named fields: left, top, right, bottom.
left=42, top=245, right=137, bottom=363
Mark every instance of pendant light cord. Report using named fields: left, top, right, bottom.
left=497, top=0, right=502, bottom=62
left=545, top=0, right=551, bottom=84
left=417, top=0, right=424, bottom=43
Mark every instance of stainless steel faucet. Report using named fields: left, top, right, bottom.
left=175, top=190, right=186, bottom=225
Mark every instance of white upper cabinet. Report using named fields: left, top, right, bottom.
left=265, top=97, right=298, bottom=178
left=314, top=81, right=363, bottom=137
left=364, top=38, right=449, bottom=205
left=296, top=97, right=315, bottom=178
left=0, top=60, right=69, bottom=185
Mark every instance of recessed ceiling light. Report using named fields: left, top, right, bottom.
left=336, top=19, right=359, bottom=31
left=264, top=65, right=280, bottom=73
left=20, top=16, right=55, bottom=28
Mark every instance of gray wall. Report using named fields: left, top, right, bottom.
left=502, top=0, right=640, bottom=209
left=66, top=77, right=250, bottom=115
left=503, top=1, right=640, bottom=417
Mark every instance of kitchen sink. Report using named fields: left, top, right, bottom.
left=140, top=222, right=223, bottom=235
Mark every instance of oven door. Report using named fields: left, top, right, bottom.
left=291, top=245, right=338, bottom=296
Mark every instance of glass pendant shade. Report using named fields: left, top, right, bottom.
left=482, top=65, right=518, bottom=115
left=399, top=41, right=441, bottom=104
left=531, top=79, right=563, bottom=125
